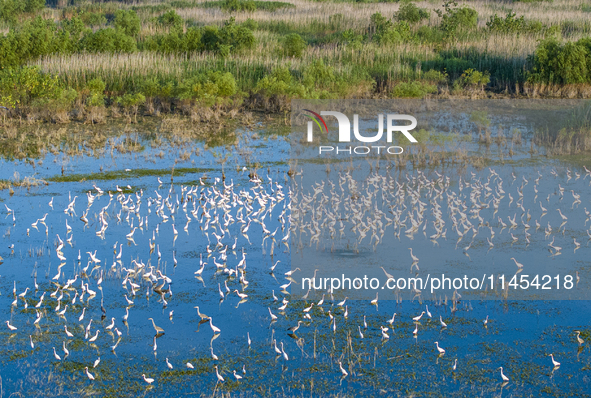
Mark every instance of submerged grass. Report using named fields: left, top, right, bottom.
left=47, top=167, right=215, bottom=183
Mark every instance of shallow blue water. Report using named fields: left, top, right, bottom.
left=0, top=121, right=590, bottom=397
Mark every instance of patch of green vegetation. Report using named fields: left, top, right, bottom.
left=0, top=0, right=588, bottom=122
left=0, top=0, right=44, bottom=24
left=130, top=0, right=204, bottom=12
left=370, top=12, right=412, bottom=45
left=142, top=15, right=256, bottom=57
left=486, top=11, right=546, bottom=34
left=528, top=38, right=591, bottom=85
left=396, top=1, right=430, bottom=24
left=453, top=68, right=490, bottom=91
left=79, top=11, right=107, bottom=27
left=221, top=0, right=256, bottom=12
left=281, top=33, right=307, bottom=58
left=47, top=167, right=214, bottom=183
left=435, top=1, right=478, bottom=39
left=200, top=0, right=295, bottom=12
left=392, top=81, right=437, bottom=98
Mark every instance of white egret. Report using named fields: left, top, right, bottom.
left=85, top=367, right=95, bottom=380
left=549, top=354, right=560, bottom=368
left=498, top=366, right=509, bottom=382
left=142, top=374, right=155, bottom=384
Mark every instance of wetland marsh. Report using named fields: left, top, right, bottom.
left=0, top=109, right=590, bottom=397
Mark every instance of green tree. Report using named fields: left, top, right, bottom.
left=218, top=17, right=255, bottom=51
left=185, top=27, right=203, bottom=52
left=116, top=92, right=145, bottom=123
left=24, top=0, right=45, bottom=13
left=158, top=10, right=183, bottom=33
left=114, top=10, right=141, bottom=37
left=528, top=39, right=589, bottom=84
left=396, top=1, right=430, bottom=24
left=282, top=33, right=306, bottom=58
left=436, top=1, right=478, bottom=38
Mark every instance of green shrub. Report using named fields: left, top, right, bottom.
left=454, top=68, right=490, bottom=90
left=396, top=1, right=430, bottom=24
left=79, top=28, right=137, bottom=53
left=217, top=43, right=231, bottom=58
left=255, top=66, right=305, bottom=97
left=116, top=93, right=146, bottom=108
left=486, top=11, right=544, bottom=34
left=44, top=87, right=78, bottom=110
left=199, top=18, right=255, bottom=54
left=252, top=1, right=294, bottom=11
left=200, top=26, right=221, bottom=51
left=115, top=92, right=145, bottom=121
left=0, top=0, right=22, bottom=23
left=25, top=0, right=45, bottom=13
left=185, top=26, right=203, bottom=52
left=159, top=32, right=186, bottom=54
left=392, top=81, right=437, bottom=98
left=242, top=18, right=258, bottom=31
left=220, top=18, right=255, bottom=50
left=0, top=66, right=64, bottom=108
left=141, top=78, right=160, bottom=99
left=0, top=17, right=73, bottom=68
left=114, top=10, right=141, bottom=37
left=221, top=0, right=256, bottom=12
left=341, top=29, right=363, bottom=48
left=62, top=16, right=87, bottom=42
left=416, top=25, right=445, bottom=43
left=436, top=1, right=478, bottom=37
left=452, top=7, right=478, bottom=28
left=370, top=12, right=391, bottom=34
left=579, top=38, right=591, bottom=68
left=86, top=78, right=106, bottom=106
left=158, top=10, right=184, bottom=33
left=144, top=18, right=254, bottom=55
left=159, top=81, right=175, bottom=99
left=282, top=33, right=306, bottom=57
left=0, top=0, right=45, bottom=23
left=369, top=12, right=411, bottom=45
left=422, top=69, right=448, bottom=83
left=380, top=21, right=411, bottom=45
left=80, top=12, right=107, bottom=27
left=210, top=71, right=237, bottom=97
left=528, top=39, right=589, bottom=84
left=176, top=71, right=237, bottom=101
left=303, top=59, right=335, bottom=90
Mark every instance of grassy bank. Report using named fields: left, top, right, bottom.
left=0, top=0, right=590, bottom=123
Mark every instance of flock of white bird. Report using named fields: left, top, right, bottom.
left=291, top=165, right=591, bottom=381
left=1, top=164, right=590, bottom=391
left=3, top=174, right=291, bottom=386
